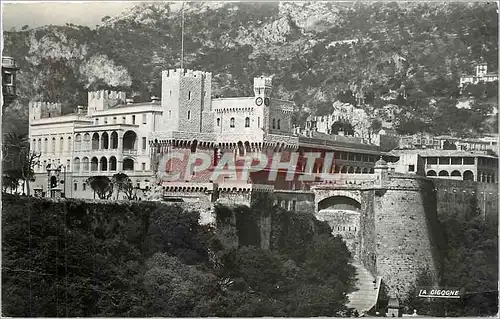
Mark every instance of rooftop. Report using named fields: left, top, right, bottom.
left=391, top=149, right=497, bottom=158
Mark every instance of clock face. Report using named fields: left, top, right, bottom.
left=264, top=98, right=270, bottom=106
left=255, top=97, right=263, bottom=106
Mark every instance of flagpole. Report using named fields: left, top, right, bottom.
left=180, top=1, right=185, bottom=70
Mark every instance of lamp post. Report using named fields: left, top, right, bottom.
left=59, top=164, right=67, bottom=198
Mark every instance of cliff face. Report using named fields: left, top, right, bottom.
left=3, top=1, right=498, bottom=136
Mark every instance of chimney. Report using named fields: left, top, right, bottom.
left=151, top=96, right=160, bottom=103
left=126, top=98, right=134, bottom=105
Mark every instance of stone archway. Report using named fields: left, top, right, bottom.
left=316, top=195, right=362, bottom=260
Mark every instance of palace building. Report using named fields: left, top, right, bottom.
left=29, top=68, right=396, bottom=200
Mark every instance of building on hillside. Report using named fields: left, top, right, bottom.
left=459, top=64, right=498, bottom=89
left=399, top=133, right=499, bottom=154
left=390, top=149, right=498, bottom=183
left=148, top=68, right=398, bottom=204
left=399, top=133, right=440, bottom=150
left=371, top=128, right=400, bottom=152
left=304, top=106, right=400, bottom=152
left=2, top=56, right=18, bottom=107
left=28, top=69, right=398, bottom=200
left=304, top=104, right=356, bottom=135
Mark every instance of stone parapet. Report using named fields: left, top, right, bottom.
left=264, top=133, right=299, bottom=149
left=216, top=131, right=265, bottom=143
left=149, top=131, right=217, bottom=144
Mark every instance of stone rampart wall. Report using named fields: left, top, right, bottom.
left=374, top=177, right=438, bottom=299
left=432, top=179, right=498, bottom=222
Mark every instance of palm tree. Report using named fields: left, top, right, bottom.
left=112, top=172, right=129, bottom=200
left=86, top=176, right=113, bottom=200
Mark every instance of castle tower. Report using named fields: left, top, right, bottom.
left=87, top=90, right=126, bottom=116
left=29, top=101, right=62, bottom=121
left=161, top=68, right=212, bottom=133
left=253, top=76, right=272, bottom=99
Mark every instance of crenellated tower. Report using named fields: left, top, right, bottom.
left=87, top=90, right=126, bottom=116
left=161, top=68, right=213, bottom=133
left=29, top=101, right=62, bottom=121
left=253, top=76, right=272, bottom=99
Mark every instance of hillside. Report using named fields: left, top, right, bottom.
left=2, top=1, right=498, bottom=137
left=2, top=195, right=356, bottom=317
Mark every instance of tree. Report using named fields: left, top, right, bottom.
left=2, top=132, right=41, bottom=195
left=123, top=179, right=136, bottom=200
left=112, top=172, right=129, bottom=200
left=371, top=118, right=383, bottom=132
left=86, top=176, right=113, bottom=199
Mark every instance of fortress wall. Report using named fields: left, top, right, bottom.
left=374, top=176, right=439, bottom=299
left=217, top=191, right=252, bottom=206
left=360, top=190, right=377, bottom=276
left=317, top=210, right=361, bottom=260
left=432, top=179, right=498, bottom=223
left=158, top=147, right=216, bottom=183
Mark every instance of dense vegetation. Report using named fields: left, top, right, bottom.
left=403, top=197, right=498, bottom=316
left=2, top=194, right=356, bottom=317
left=3, top=2, right=498, bottom=138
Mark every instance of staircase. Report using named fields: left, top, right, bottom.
left=347, top=263, right=380, bottom=315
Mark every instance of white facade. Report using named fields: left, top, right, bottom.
left=29, top=94, right=163, bottom=199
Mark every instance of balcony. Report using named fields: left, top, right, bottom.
left=123, top=149, right=137, bottom=155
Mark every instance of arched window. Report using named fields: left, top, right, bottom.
left=110, top=131, right=118, bottom=149
left=272, top=119, right=276, bottom=129
left=67, top=136, right=72, bottom=152
left=75, top=134, right=81, bottom=151
left=92, top=133, right=100, bottom=150
left=60, top=137, right=64, bottom=153
left=83, top=133, right=90, bottom=150
left=73, top=158, right=80, bottom=172
left=277, top=119, right=281, bottom=129
left=123, top=158, right=134, bottom=171
left=217, top=118, right=221, bottom=126
left=245, top=117, right=250, bottom=128
left=82, top=157, right=89, bottom=171
left=230, top=118, right=235, bottom=128
left=100, top=157, right=108, bottom=171
left=90, top=157, right=98, bottom=171
left=109, top=156, right=117, bottom=171
left=38, top=139, right=42, bottom=151
left=52, top=137, right=56, bottom=154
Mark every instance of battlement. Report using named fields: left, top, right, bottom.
left=87, top=90, right=126, bottom=115
left=254, top=76, right=272, bottom=97
left=29, top=101, right=62, bottom=120
left=88, top=90, right=126, bottom=103
left=162, top=68, right=212, bottom=79
left=254, top=76, right=272, bottom=88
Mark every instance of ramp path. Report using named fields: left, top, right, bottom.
left=347, top=262, right=379, bottom=315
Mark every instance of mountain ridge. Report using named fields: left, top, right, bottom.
left=2, top=1, right=498, bottom=137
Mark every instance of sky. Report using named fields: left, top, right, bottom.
left=1, top=2, right=143, bottom=30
